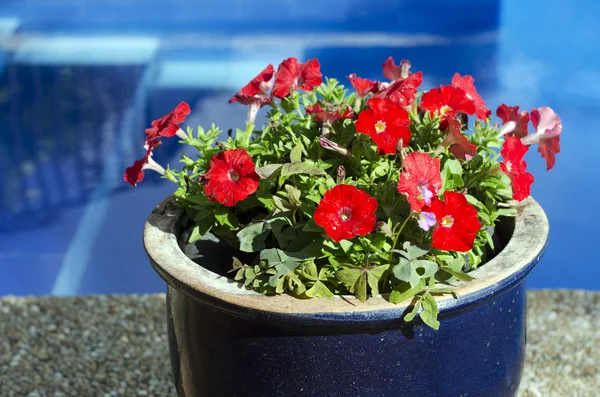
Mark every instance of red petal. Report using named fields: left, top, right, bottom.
left=229, top=64, right=274, bottom=103
left=298, top=58, right=323, bottom=92
left=451, top=73, right=490, bottom=120
left=496, top=104, right=530, bottom=138
left=384, top=72, right=423, bottom=107
left=272, top=57, right=299, bottom=98
left=382, top=57, right=403, bottom=81
left=538, top=136, right=560, bottom=171
left=347, top=73, right=378, bottom=97
left=442, top=118, right=477, bottom=160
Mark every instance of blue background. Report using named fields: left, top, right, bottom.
left=0, top=0, right=598, bottom=295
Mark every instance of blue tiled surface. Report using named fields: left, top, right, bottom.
left=0, top=0, right=598, bottom=295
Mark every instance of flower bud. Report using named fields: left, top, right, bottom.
left=336, top=165, right=346, bottom=184
left=396, top=138, right=407, bottom=161
left=375, top=221, right=392, bottom=236
left=320, top=137, right=351, bottom=157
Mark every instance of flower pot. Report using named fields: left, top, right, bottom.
left=144, top=196, right=548, bottom=397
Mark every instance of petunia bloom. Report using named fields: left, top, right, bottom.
left=306, top=103, right=354, bottom=125
left=500, top=136, right=535, bottom=201
left=420, top=85, right=476, bottom=119
left=426, top=191, right=481, bottom=252
left=347, top=74, right=381, bottom=98
left=229, top=64, right=275, bottom=123
left=145, top=102, right=191, bottom=142
left=440, top=118, right=478, bottom=161
left=355, top=98, right=412, bottom=154
left=418, top=212, right=437, bottom=232
left=314, top=184, right=378, bottom=242
left=271, top=57, right=323, bottom=98
left=124, top=140, right=164, bottom=187
left=382, top=57, right=411, bottom=81
left=397, top=152, right=442, bottom=212
left=451, top=73, right=491, bottom=120
left=496, top=104, right=530, bottom=138
left=203, top=148, right=260, bottom=207
left=381, top=72, right=423, bottom=107
left=521, top=106, right=562, bottom=171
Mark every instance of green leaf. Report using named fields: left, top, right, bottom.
left=305, top=280, right=334, bottom=298
left=355, top=272, right=367, bottom=303
left=403, top=298, right=422, bottom=322
left=441, top=158, right=464, bottom=191
left=187, top=194, right=211, bottom=206
left=429, top=287, right=458, bottom=298
left=369, top=265, right=389, bottom=280
left=284, top=185, right=301, bottom=207
left=412, top=260, right=438, bottom=279
left=290, top=143, right=303, bottom=163
left=401, top=242, right=429, bottom=260
left=236, top=222, right=270, bottom=253
left=189, top=225, right=202, bottom=243
left=214, top=208, right=238, bottom=228
left=440, top=266, right=474, bottom=282
left=336, top=268, right=362, bottom=291
left=389, top=279, right=426, bottom=304
left=339, top=239, right=353, bottom=253
left=272, top=196, right=294, bottom=211
left=261, top=248, right=303, bottom=287
left=301, top=261, right=319, bottom=281
left=302, top=219, right=322, bottom=232
left=281, top=162, right=328, bottom=178
left=367, top=272, right=381, bottom=296
left=392, top=258, right=420, bottom=288
left=420, top=292, right=440, bottom=330
left=256, top=164, right=283, bottom=179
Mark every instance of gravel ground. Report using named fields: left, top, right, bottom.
left=0, top=290, right=597, bottom=397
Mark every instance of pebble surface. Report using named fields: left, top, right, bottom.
left=0, top=290, right=597, bottom=397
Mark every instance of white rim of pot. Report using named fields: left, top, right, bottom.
left=144, top=196, right=548, bottom=318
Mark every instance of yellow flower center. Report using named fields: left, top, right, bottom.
left=229, top=170, right=240, bottom=182
left=339, top=207, right=352, bottom=221
left=375, top=120, right=386, bottom=133
left=441, top=215, right=454, bottom=228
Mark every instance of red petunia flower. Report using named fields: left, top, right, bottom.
left=229, top=64, right=274, bottom=102
left=347, top=74, right=380, bottom=98
left=496, top=104, right=530, bottom=138
left=145, top=102, right=191, bottom=142
left=451, top=73, right=490, bottom=120
left=124, top=140, right=163, bottom=187
left=314, top=184, right=378, bottom=242
left=355, top=98, right=412, bottom=154
left=306, top=103, right=354, bottom=125
left=426, top=191, right=481, bottom=252
left=420, top=85, right=476, bottom=119
left=203, top=149, right=260, bottom=207
left=382, top=57, right=411, bottom=81
left=381, top=72, right=423, bottom=107
left=397, top=152, right=442, bottom=212
left=500, top=136, right=534, bottom=201
left=521, top=106, right=562, bottom=171
left=271, top=57, right=323, bottom=98
left=440, top=118, right=478, bottom=160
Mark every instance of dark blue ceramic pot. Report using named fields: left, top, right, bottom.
left=144, top=198, right=548, bottom=397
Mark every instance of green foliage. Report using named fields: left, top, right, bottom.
left=160, top=78, right=520, bottom=331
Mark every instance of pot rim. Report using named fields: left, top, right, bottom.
left=144, top=196, right=548, bottom=326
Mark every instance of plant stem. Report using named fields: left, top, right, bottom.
left=389, top=214, right=414, bottom=266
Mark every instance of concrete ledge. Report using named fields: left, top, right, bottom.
left=0, top=290, right=597, bottom=396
